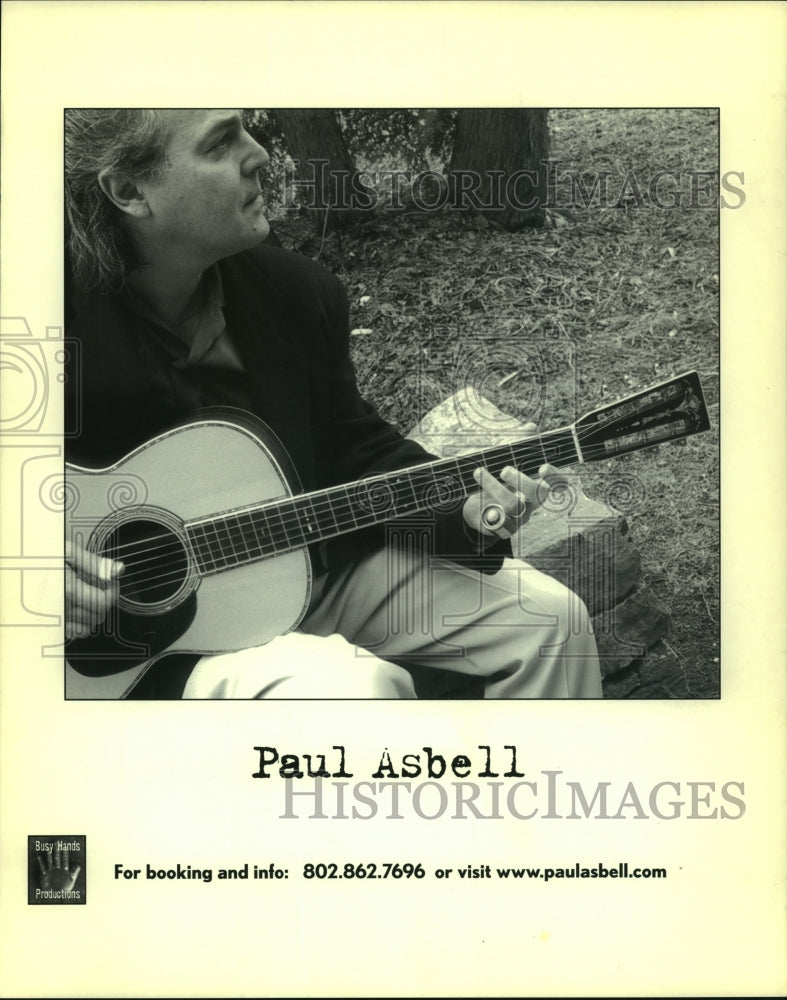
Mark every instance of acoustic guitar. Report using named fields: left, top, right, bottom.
left=64, top=370, right=710, bottom=698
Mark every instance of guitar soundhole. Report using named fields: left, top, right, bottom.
left=100, top=518, right=190, bottom=610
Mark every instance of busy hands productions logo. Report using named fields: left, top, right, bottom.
left=27, top=835, right=86, bottom=904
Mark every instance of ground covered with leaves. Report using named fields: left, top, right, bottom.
left=271, top=109, right=720, bottom=698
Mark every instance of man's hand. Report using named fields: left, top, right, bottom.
left=37, top=846, right=81, bottom=892
left=65, top=541, right=124, bottom=640
left=463, top=462, right=570, bottom=539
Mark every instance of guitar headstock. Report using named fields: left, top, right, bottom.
left=575, top=371, right=711, bottom=461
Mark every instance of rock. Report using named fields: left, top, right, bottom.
left=408, top=386, right=536, bottom=459
left=514, top=498, right=641, bottom=616
left=602, top=640, right=690, bottom=698
left=592, top=585, right=672, bottom=676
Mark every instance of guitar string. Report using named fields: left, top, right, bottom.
left=111, top=392, right=685, bottom=568
left=101, top=436, right=574, bottom=592
left=83, top=395, right=693, bottom=594
left=98, top=438, right=551, bottom=558
left=92, top=429, right=671, bottom=595
left=99, top=432, right=568, bottom=565
left=96, top=423, right=654, bottom=563
left=105, top=426, right=579, bottom=563
left=101, top=440, right=643, bottom=597
left=96, top=388, right=669, bottom=573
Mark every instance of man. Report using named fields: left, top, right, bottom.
left=64, top=108, right=602, bottom=700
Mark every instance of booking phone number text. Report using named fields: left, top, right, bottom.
left=304, top=862, right=425, bottom=879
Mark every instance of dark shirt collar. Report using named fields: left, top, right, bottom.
left=122, top=265, right=227, bottom=368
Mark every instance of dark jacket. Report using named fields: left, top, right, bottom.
left=66, top=245, right=509, bottom=574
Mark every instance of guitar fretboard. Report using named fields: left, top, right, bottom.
left=185, top=427, right=579, bottom=574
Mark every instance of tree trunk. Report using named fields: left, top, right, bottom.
left=271, top=109, right=366, bottom=233
left=448, top=109, right=550, bottom=229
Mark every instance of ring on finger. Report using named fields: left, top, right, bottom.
left=481, top=502, right=506, bottom=530
left=511, top=492, right=529, bottom=519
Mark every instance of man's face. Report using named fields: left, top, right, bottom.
left=138, top=109, right=271, bottom=265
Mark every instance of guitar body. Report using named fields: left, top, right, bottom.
left=65, top=414, right=312, bottom=699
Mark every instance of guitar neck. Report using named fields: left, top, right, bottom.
left=185, top=368, right=710, bottom=575
left=186, top=425, right=579, bottom=573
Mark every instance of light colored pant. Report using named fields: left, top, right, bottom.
left=184, top=551, right=602, bottom=700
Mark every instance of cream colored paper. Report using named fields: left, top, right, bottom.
left=1, top=1, right=785, bottom=996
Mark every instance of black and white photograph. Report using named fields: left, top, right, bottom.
left=0, top=3, right=784, bottom=998
left=62, top=106, right=716, bottom=703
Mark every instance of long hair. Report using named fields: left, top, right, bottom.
left=65, top=109, right=170, bottom=293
